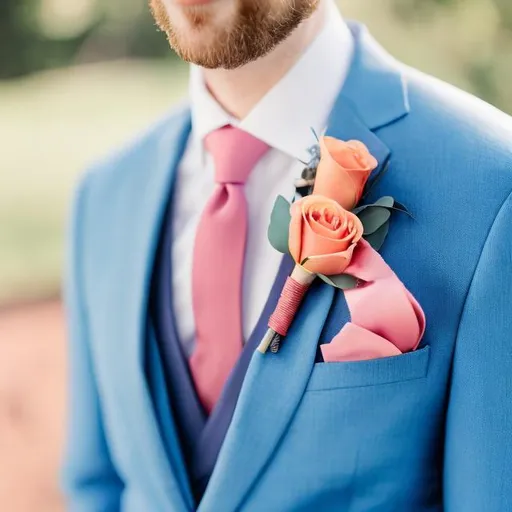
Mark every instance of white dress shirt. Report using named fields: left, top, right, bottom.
left=171, top=1, right=354, bottom=357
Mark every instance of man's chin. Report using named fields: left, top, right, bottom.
left=151, top=0, right=235, bottom=60
left=170, top=37, right=225, bottom=69
left=150, top=0, right=320, bottom=70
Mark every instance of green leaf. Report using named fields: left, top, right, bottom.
left=351, top=204, right=367, bottom=215
left=374, top=196, right=395, bottom=208
left=364, top=220, right=390, bottom=251
left=268, top=195, right=292, bottom=254
left=352, top=196, right=394, bottom=215
left=358, top=206, right=391, bottom=235
left=318, top=273, right=359, bottom=290
left=394, top=200, right=408, bottom=211
left=392, top=201, right=414, bottom=219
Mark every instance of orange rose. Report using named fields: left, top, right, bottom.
left=289, top=195, right=364, bottom=276
left=313, top=137, right=378, bottom=210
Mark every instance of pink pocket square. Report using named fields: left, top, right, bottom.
left=321, top=323, right=402, bottom=362
left=320, top=240, right=426, bottom=363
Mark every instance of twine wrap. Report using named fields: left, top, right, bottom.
left=268, top=277, right=310, bottom=337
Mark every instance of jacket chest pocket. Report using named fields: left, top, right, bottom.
left=307, top=345, right=430, bottom=391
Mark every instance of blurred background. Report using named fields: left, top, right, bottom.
left=0, top=0, right=511, bottom=510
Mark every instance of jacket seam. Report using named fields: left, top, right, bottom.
left=452, top=187, right=512, bottom=348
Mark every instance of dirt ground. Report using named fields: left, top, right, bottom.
left=0, top=300, right=65, bottom=512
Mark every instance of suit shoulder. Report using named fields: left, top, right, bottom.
left=401, top=66, right=512, bottom=174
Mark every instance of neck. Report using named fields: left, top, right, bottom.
left=202, top=0, right=328, bottom=120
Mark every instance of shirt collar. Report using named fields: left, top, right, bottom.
left=189, top=0, right=354, bottom=163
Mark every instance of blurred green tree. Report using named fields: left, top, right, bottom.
left=0, top=0, right=171, bottom=79
left=0, top=0, right=90, bottom=78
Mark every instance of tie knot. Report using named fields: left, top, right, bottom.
left=205, top=126, right=270, bottom=184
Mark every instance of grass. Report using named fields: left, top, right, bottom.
left=0, top=59, right=188, bottom=305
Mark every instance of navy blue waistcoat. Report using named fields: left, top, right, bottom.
left=148, top=194, right=297, bottom=503
left=146, top=150, right=351, bottom=505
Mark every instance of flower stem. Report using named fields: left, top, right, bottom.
left=257, top=328, right=277, bottom=354
left=257, top=265, right=316, bottom=354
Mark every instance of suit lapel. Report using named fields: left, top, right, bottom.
left=199, top=23, right=411, bottom=511
left=199, top=282, right=335, bottom=512
left=108, top=108, right=193, bottom=510
left=325, top=21, right=411, bottom=169
left=325, top=97, right=390, bottom=175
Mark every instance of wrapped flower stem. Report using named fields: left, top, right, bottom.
left=257, top=265, right=316, bottom=354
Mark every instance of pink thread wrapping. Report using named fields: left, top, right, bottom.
left=268, top=277, right=310, bottom=336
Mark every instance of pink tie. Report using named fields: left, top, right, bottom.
left=191, top=126, right=269, bottom=413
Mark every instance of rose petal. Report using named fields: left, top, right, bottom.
left=301, top=219, right=351, bottom=259
left=302, top=244, right=357, bottom=275
left=288, top=200, right=303, bottom=264
left=313, top=137, right=378, bottom=210
left=288, top=195, right=364, bottom=270
left=307, top=208, right=347, bottom=238
left=347, top=140, right=378, bottom=167
left=313, top=157, right=358, bottom=210
left=327, top=139, right=362, bottom=170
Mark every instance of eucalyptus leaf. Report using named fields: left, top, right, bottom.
left=268, top=195, right=291, bottom=254
left=310, top=126, right=320, bottom=142
left=393, top=200, right=408, bottom=211
left=352, top=196, right=394, bottom=215
left=364, top=220, right=390, bottom=251
left=318, top=273, right=359, bottom=290
left=358, top=206, right=391, bottom=235
left=374, top=196, right=395, bottom=208
left=392, top=201, right=414, bottom=219
left=351, top=204, right=366, bottom=215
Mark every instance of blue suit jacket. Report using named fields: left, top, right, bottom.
left=62, top=25, right=512, bottom=511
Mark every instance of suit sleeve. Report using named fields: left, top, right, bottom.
left=60, top=173, right=123, bottom=511
left=444, top=191, right=512, bottom=511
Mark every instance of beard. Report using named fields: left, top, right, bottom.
left=149, top=0, right=320, bottom=69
